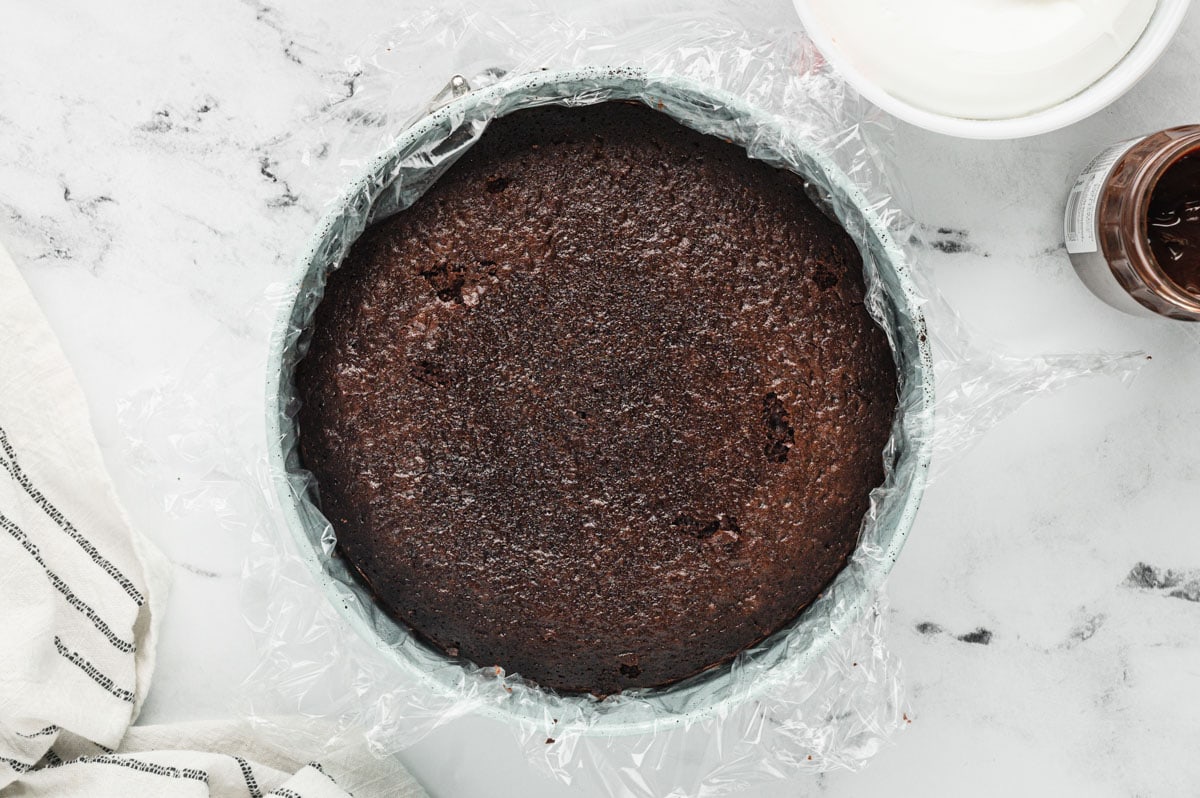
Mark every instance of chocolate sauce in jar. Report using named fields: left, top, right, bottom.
left=1066, top=126, right=1200, bottom=321
left=1148, top=151, right=1200, bottom=297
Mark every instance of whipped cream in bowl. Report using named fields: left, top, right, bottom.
left=794, top=0, right=1190, bottom=138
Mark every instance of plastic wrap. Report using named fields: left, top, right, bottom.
left=120, top=6, right=1146, bottom=795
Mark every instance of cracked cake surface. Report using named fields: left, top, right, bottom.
left=295, top=102, right=898, bottom=695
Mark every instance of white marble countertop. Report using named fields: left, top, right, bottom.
left=3, top=1, right=1199, bottom=795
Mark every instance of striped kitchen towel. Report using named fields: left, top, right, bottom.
left=0, top=243, right=426, bottom=797
left=0, top=238, right=171, bottom=781
left=7, top=720, right=428, bottom=798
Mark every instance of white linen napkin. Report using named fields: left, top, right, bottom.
left=0, top=238, right=171, bottom=778
left=0, top=242, right=426, bottom=797
left=8, top=721, right=427, bottom=798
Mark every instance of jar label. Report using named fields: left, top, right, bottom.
left=1064, top=137, right=1144, bottom=254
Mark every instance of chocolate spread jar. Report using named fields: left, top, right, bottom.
left=1065, top=125, right=1200, bottom=321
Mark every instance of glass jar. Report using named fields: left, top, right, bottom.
left=1065, top=125, right=1200, bottom=321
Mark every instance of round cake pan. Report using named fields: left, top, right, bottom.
left=266, top=66, right=935, bottom=738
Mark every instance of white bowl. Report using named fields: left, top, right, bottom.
left=793, top=0, right=1191, bottom=139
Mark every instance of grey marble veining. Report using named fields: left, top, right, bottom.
left=1, top=1, right=1199, bottom=796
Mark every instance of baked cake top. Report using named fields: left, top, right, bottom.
left=296, top=102, right=898, bottom=695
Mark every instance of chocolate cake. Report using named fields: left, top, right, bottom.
left=295, top=102, right=898, bottom=695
